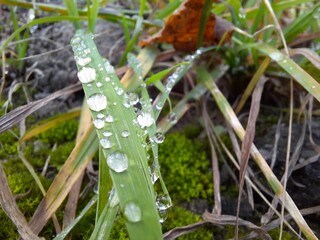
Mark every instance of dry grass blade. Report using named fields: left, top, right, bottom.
left=200, top=69, right=317, bottom=240
left=28, top=124, right=98, bottom=234
left=0, top=164, right=43, bottom=240
left=236, top=76, right=268, bottom=236
left=203, top=211, right=271, bottom=240
left=163, top=221, right=208, bottom=240
left=0, top=83, right=82, bottom=134
left=288, top=48, right=320, bottom=70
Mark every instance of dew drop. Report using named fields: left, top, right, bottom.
left=116, top=87, right=124, bottom=96
left=137, top=112, right=154, bottom=128
left=76, top=57, right=91, bottom=66
left=87, top=94, right=107, bottom=111
left=168, top=112, right=177, bottom=124
left=121, top=130, right=130, bottom=138
left=269, top=52, right=283, bottom=62
left=155, top=101, right=164, bottom=110
left=107, top=151, right=129, bottom=173
left=123, top=92, right=139, bottom=108
left=154, top=132, right=165, bottom=144
left=124, top=202, right=142, bottom=223
left=77, top=67, right=96, bottom=83
left=96, top=81, right=103, bottom=88
left=109, top=188, right=119, bottom=208
left=239, top=7, right=246, bottom=19
left=105, top=76, right=111, bottom=82
left=100, top=138, right=112, bottom=149
left=93, top=119, right=105, bottom=129
left=105, top=115, right=114, bottom=123
left=103, top=131, right=112, bottom=137
left=97, top=113, right=105, bottom=119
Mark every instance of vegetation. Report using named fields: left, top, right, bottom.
left=0, top=0, right=320, bottom=239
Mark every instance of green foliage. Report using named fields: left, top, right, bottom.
left=0, top=130, right=19, bottom=159
left=50, top=142, right=75, bottom=169
left=158, top=133, right=213, bottom=202
left=39, top=119, right=78, bottom=144
left=269, top=228, right=296, bottom=240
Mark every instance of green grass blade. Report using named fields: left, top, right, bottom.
left=63, top=0, right=81, bottom=29
left=87, top=0, right=99, bottom=33
left=53, top=194, right=98, bottom=240
left=155, top=0, right=182, bottom=19
left=71, top=30, right=162, bottom=240
left=257, top=44, right=320, bottom=102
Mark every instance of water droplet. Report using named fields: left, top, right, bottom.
left=76, top=57, right=91, bottom=66
left=121, top=130, right=130, bottom=138
left=168, top=112, right=177, bottom=124
left=105, top=76, right=111, bottom=82
left=154, top=132, right=165, bottom=144
left=269, top=52, right=283, bottom=62
left=149, top=164, right=160, bottom=184
left=313, top=7, right=320, bottom=19
left=155, top=101, right=164, bottom=110
left=137, top=112, right=154, bottom=128
left=312, top=85, right=316, bottom=89
left=165, top=77, right=175, bottom=91
left=104, top=61, right=115, bottom=74
left=87, top=94, right=107, bottom=111
left=96, top=81, right=103, bottom=88
left=77, top=67, right=96, bottom=83
left=124, top=202, right=142, bottom=223
left=115, top=87, right=124, bottom=96
left=239, top=7, right=246, bottom=19
left=107, top=151, right=129, bottom=173
left=97, top=113, right=105, bottom=119
left=123, top=92, right=139, bottom=108
left=93, top=119, right=105, bottom=129
left=105, top=115, right=114, bottom=123
left=83, top=48, right=91, bottom=55
left=109, top=188, right=119, bottom=208
left=103, top=131, right=112, bottom=137
left=100, top=138, right=112, bottom=149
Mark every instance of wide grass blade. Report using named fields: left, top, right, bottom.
left=71, top=30, right=162, bottom=239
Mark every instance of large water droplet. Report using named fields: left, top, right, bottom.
left=77, top=67, right=96, bottom=83
left=87, top=94, right=107, bottom=111
left=269, top=52, right=283, bottom=62
left=100, top=138, right=112, bottom=149
left=103, top=131, right=112, bottom=137
left=121, top=130, right=130, bottom=138
left=168, top=112, right=177, bottom=124
left=107, top=151, right=128, bottom=173
left=97, top=113, right=105, bottom=119
left=124, top=202, right=142, bottom=223
left=137, top=112, right=154, bottom=128
left=105, top=115, right=114, bottom=123
left=154, top=132, right=165, bottom=144
left=76, top=57, right=91, bottom=66
left=93, top=118, right=105, bottom=129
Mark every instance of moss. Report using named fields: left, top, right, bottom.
left=0, top=129, right=19, bottom=159
left=50, top=142, right=75, bottom=169
left=269, top=228, right=296, bottom=239
left=39, top=119, right=78, bottom=144
left=158, top=133, right=213, bottom=202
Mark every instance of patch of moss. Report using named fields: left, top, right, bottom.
left=269, top=228, right=296, bottom=239
left=158, top=133, right=213, bottom=202
left=50, top=142, right=75, bottom=169
left=39, top=119, right=78, bottom=144
left=0, top=129, right=19, bottom=159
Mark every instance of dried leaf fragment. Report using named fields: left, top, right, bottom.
left=140, top=0, right=234, bottom=52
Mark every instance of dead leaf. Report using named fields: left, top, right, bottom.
left=140, top=0, right=234, bottom=52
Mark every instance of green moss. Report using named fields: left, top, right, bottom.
left=50, top=142, right=75, bottom=169
left=269, top=228, right=295, bottom=239
left=39, top=119, right=78, bottom=144
left=0, top=130, right=19, bottom=159
left=158, top=133, right=213, bottom=202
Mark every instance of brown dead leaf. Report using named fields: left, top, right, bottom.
left=140, top=0, right=234, bottom=52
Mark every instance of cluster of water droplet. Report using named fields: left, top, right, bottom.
left=156, top=194, right=172, bottom=223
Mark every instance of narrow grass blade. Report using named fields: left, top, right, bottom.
left=28, top=124, right=98, bottom=235
left=257, top=44, right=320, bottom=102
left=71, top=30, right=162, bottom=239
left=20, top=110, right=80, bottom=142
left=0, top=164, right=43, bottom=240
left=200, top=70, right=317, bottom=240
left=63, top=0, right=81, bottom=29
left=87, top=0, right=99, bottom=33
left=53, top=194, right=98, bottom=240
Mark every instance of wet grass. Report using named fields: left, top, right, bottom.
left=0, top=0, right=320, bottom=239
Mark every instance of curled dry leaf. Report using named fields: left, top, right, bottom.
left=140, top=0, right=234, bottom=52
